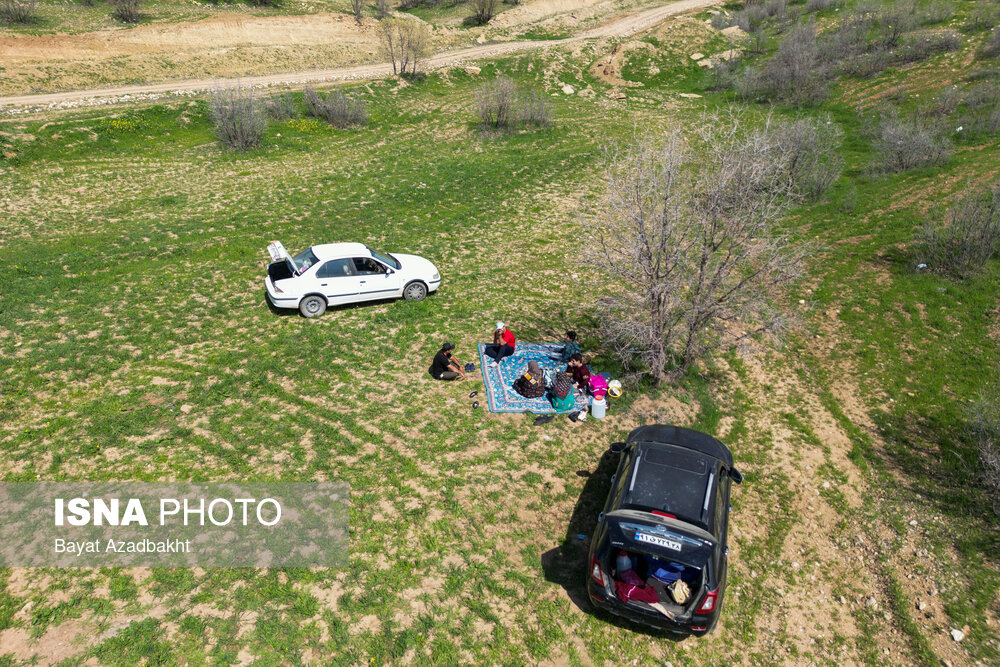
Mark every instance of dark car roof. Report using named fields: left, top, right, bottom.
left=626, top=425, right=734, bottom=468
left=619, top=442, right=721, bottom=532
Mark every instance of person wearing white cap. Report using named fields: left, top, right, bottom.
left=484, top=321, right=516, bottom=365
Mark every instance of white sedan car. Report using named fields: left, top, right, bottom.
left=265, top=241, right=441, bottom=317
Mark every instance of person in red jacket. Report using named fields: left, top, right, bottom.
left=485, top=321, right=516, bottom=364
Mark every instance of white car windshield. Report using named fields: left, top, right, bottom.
left=367, top=247, right=401, bottom=270
left=292, top=248, right=320, bottom=273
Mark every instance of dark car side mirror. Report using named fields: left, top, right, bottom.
left=609, top=442, right=626, bottom=454
left=730, top=468, right=744, bottom=484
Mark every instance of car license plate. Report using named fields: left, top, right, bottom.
left=635, top=532, right=681, bottom=551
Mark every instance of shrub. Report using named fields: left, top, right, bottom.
left=872, top=111, right=951, bottom=173
left=765, top=0, right=788, bottom=19
left=303, top=87, right=368, bottom=128
left=110, top=0, right=140, bottom=23
left=1, top=0, right=36, bottom=23
left=761, top=22, right=830, bottom=105
left=246, top=0, right=282, bottom=5
left=474, top=78, right=549, bottom=130
left=982, top=28, right=1000, bottom=58
left=378, top=17, right=431, bottom=75
left=471, top=0, right=498, bottom=24
left=875, top=1, right=917, bottom=49
left=963, top=3, right=999, bottom=33
left=710, top=12, right=732, bottom=30
left=376, top=0, right=390, bottom=19
left=475, top=77, right=517, bottom=129
left=209, top=85, right=267, bottom=150
left=897, top=30, right=961, bottom=63
left=969, top=395, right=1000, bottom=516
left=264, top=93, right=297, bottom=120
left=918, top=0, right=953, bottom=26
left=736, top=3, right=768, bottom=32
left=806, top=0, right=840, bottom=11
left=927, top=85, right=961, bottom=116
left=915, top=181, right=1000, bottom=277
left=774, top=117, right=843, bottom=199
left=822, top=11, right=876, bottom=64
left=519, top=89, right=551, bottom=128
left=734, top=67, right=767, bottom=101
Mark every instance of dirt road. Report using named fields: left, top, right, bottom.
left=0, top=0, right=718, bottom=112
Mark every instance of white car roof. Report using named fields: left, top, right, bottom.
left=311, top=243, right=371, bottom=261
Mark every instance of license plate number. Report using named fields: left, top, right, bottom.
left=635, top=532, right=681, bottom=551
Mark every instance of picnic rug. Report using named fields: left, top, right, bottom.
left=477, top=343, right=591, bottom=414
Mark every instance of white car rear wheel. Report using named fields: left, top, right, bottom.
left=403, top=281, right=428, bottom=302
left=299, top=295, right=327, bottom=318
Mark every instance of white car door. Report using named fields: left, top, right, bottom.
left=351, top=257, right=402, bottom=302
left=315, top=259, right=363, bottom=306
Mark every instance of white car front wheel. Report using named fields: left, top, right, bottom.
left=403, top=281, right=428, bottom=301
left=299, top=295, right=327, bottom=318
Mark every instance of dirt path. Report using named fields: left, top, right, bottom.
left=0, top=0, right=718, bottom=112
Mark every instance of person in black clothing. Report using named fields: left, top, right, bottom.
left=430, top=343, right=466, bottom=381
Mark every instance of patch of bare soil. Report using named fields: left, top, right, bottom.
left=589, top=40, right=655, bottom=88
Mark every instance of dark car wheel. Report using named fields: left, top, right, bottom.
left=299, top=295, right=327, bottom=318
left=403, top=281, right=428, bottom=301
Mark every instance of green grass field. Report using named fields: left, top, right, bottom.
left=2, top=0, right=999, bottom=664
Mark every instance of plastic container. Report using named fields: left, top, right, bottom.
left=590, top=396, right=607, bottom=419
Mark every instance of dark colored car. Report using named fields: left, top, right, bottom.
left=586, top=425, right=743, bottom=636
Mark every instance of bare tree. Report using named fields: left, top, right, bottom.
left=376, top=0, right=390, bottom=19
left=378, top=17, right=431, bottom=75
left=351, top=0, right=363, bottom=24
left=475, top=77, right=517, bottom=128
left=585, top=113, right=811, bottom=383
left=472, top=0, right=498, bottom=25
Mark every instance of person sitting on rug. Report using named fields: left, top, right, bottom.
left=566, top=353, right=591, bottom=392
left=429, top=343, right=465, bottom=381
left=484, top=321, right=516, bottom=365
left=513, top=361, right=546, bottom=399
left=550, top=371, right=575, bottom=412
left=557, top=330, right=581, bottom=363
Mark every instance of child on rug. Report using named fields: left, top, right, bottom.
left=567, top=353, right=591, bottom=392
left=484, top=321, right=516, bottom=365
left=556, top=330, right=581, bottom=363
left=550, top=371, right=575, bottom=412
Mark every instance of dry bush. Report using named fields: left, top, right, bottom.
left=209, top=85, right=267, bottom=150
left=982, top=28, right=1000, bottom=58
left=761, top=22, right=830, bottom=105
left=964, top=3, right=1000, bottom=33
left=918, top=0, right=953, bottom=26
left=110, top=0, right=140, bottom=23
left=351, top=0, right=363, bottom=23
left=475, top=78, right=550, bottom=130
left=710, top=12, right=732, bottom=30
left=736, top=3, right=768, bottom=32
left=264, top=93, right=297, bottom=120
left=0, top=0, right=36, bottom=23
left=916, top=181, right=1000, bottom=277
left=872, top=111, right=951, bottom=173
left=378, top=17, right=431, bottom=75
left=897, top=30, right=961, bottom=63
left=519, top=89, right=551, bottom=128
left=247, top=0, right=283, bottom=6
left=475, top=77, right=517, bottom=128
left=376, top=0, right=390, bottom=19
left=584, top=112, right=812, bottom=382
left=773, top=116, right=843, bottom=200
left=806, top=0, right=840, bottom=10
left=471, top=0, right=498, bottom=24
left=927, top=85, right=961, bottom=116
left=303, top=87, right=368, bottom=128
left=875, top=1, right=917, bottom=49
left=969, top=396, right=1000, bottom=516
